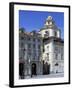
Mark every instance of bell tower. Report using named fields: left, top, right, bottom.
left=40, top=16, right=61, bottom=38
left=39, top=16, right=64, bottom=74
left=44, top=16, right=55, bottom=26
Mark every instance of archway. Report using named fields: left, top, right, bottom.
left=43, top=62, right=50, bottom=75
left=31, top=63, right=36, bottom=75
left=19, top=63, right=24, bottom=79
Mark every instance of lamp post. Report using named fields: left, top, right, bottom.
left=28, top=57, right=31, bottom=77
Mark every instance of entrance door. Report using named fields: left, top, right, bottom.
left=31, top=63, right=36, bottom=75
left=43, top=62, right=50, bottom=75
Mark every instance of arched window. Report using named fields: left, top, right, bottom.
left=44, top=31, right=49, bottom=38
left=45, top=31, right=49, bottom=35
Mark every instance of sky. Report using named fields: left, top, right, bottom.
left=19, top=10, right=64, bottom=39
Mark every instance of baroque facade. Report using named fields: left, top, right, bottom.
left=40, top=16, right=64, bottom=74
left=19, top=16, right=64, bottom=79
left=19, top=30, right=43, bottom=79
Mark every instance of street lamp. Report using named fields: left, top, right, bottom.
left=28, top=57, right=31, bottom=77
left=28, top=58, right=30, bottom=64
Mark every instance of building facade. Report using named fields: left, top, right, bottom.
left=19, top=16, right=64, bottom=79
left=40, top=16, right=64, bottom=74
left=19, top=30, right=43, bottom=79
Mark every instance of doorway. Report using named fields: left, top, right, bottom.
left=43, top=62, right=50, bottom=75
left=19, top=63, right=24, bottom=79
left=31, top=63, right=36, bottom=75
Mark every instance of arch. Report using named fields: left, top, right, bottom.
left=45, top=31, right=49, bottom=36
left=44, top=31, right=49, bottom=38
left=19, top=63, right=24, bottom=79
left=43, top=62, right=50, bottom=75
left=31, top=63, right=37, bottom=75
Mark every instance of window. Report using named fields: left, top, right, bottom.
left=23, top=49, right=25, bottom=55
left=54, top=31, right=57, bottom=37
left=19, top=57, right=22, bottom=60
left=45, top=31, right=48, bottom=34
left=44, top=31, right=49, bottom=38
left=38, top=44, right=40, bottom=49
left=28, top=44, right=31, bottom=48
left=33, top=56, right=35, bottom=60
left=55, top=53, right=58, bottom=60
left=45, top=31, right=49, bottom=36
left=61, top=54, right=63, bottom=60
left=47, top=53, right=49, bottom=60
left=55, top=47, right=61, bottom=53
left=55, top=47, right=58, bottom=52
left=61, top=47, right=63, bottom=52
left=21, top=42, right=24, bottom=47
left=23, top=48, right=26, bottom=51
left=58, top=48, right=60, bottom=53
left=33, top=53, right=36, bottom=60
left=28, top=52, right=31, bottom=56
left=33, top=38, right=35, bottom=42
left=20, top=37, right=24, bottom=40
left=38, top=52, right=41, bottom=56
left=28, top=37, right=31, bottom=41
left=38, top=56, right=40, bottom=60
left=33, top=44, right=35, bottom=48
left=38, top=39, right=40, bottom=42
left=47, top=46, right=49, bottom=51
